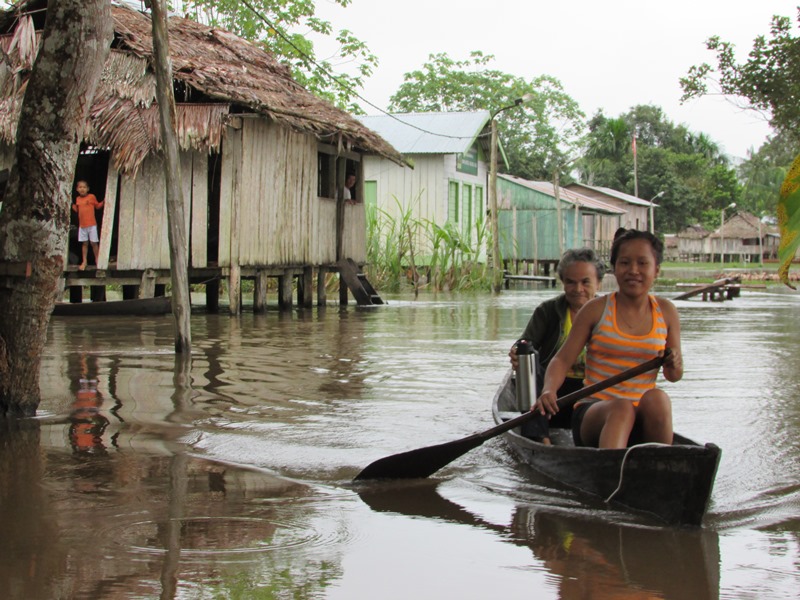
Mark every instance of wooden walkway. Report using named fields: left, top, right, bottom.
left=673, top=276, right=742, bottom=301
left=503, top=272, right=558, bottom=288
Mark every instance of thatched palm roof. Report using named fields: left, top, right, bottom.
left=712, top=211, right=778, bottom=239
left=676, top=224, right=709, bottom=239
left=0, top=0, right=404, bottom=174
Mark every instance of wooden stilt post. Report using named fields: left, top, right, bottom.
left=278, top=272, right=293, bottom=309
left=317, top=267, right=327, bottom=306
left=301, top=267, right=313, bottom=308
left=254, top=270, right=268, bottom=313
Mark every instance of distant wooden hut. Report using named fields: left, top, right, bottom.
left=565, top=183, right=653, bottom=232
left=711, top=211, right=779, bottom=264
left=0, top=0, right=403, bottom=311
left=675, top=225, right=711, bottom=261
left=497, top=174, right=625, bottom=274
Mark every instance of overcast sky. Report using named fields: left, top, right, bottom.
left=315, top=0, right=797, bottom=159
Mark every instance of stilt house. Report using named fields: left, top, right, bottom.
left=0, top=0, right=403, bottom=311
left=497, top=174, right=625, bottom=274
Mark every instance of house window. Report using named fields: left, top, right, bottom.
left=475, top=185, right=484, bottom=219
left=448, top=180, right=460, bottom=223
left=462, top=184, right=472, bottom=234
left=317, top=152, right=335, bottom=198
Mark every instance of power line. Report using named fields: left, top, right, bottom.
left=238, top=0, right=486, bottom=141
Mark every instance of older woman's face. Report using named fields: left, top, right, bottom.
left=561, top=261, right=600, bottom=311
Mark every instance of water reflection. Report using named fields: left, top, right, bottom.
left=6, top=289, right=797, bottom=599
left=68, top=354, right=111, bottom=455
left=358, top=481, right=720, bottom=600
left=1, top=424, right=345, bottom=599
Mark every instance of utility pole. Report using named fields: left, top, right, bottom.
left=488, top=94, right=533, bottom=293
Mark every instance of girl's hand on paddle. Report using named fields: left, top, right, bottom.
left=532, top=391, right=558, bottom=416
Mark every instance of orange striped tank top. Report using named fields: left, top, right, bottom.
left=583, top=292, right=667, bottom=404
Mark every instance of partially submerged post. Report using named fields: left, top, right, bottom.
left=148, top=0, right=191, bottom=353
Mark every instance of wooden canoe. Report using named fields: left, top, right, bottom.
left=492, top=371, right=721, bottom=526
left=52, top=296, right=172, bottom=317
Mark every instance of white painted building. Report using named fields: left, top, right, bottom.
left=358, top=111, right=496, bottom=254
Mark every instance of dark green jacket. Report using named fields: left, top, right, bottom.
left=518, top=293, right=570, bottom=375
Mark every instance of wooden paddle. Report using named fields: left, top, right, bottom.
left=353, top=351, right=669, bottom=481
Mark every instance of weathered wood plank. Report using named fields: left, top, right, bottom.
left=218, top=121, right=240, bottom=267
left=190, top=151, right=208, bottom=268
left=117, top=175, right=135, bottom=269
left=253, top=269, right=268, bottom=313
left=97, top=166, right=118, bottom=270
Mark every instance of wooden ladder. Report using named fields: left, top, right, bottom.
left=337, top=258, right=385, bottom=305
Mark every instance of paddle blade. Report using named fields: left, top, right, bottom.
left=354, top=433, right=484, bottom=481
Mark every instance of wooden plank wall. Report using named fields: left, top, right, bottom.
left=341, top=203, right=367, bottom=263
left=116, top=154, right=198, bottom=270
left=117, top=158, right=165, bottom=269
left=221, top=118, right=340, bottom=267
left=185, top=151, right=208, bottom=268
left=96, top=166, right=119, bottom=269
left=315, top=198, right=337, bottom=264
left=218, top=124, right=240, bottom=268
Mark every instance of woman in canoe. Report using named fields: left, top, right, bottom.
left=533, top=229, right=683, bottom=449
left=509, top=248, right=606, bottom=443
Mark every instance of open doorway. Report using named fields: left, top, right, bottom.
left=71, top=147, right=111, bottom=268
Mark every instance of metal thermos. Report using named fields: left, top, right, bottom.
left=515, top=340, right=538, bottom=412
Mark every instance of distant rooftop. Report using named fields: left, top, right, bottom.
left=500, top=175, right=626, bottom=215
left=357, top=111, right=491, bottom=155
left=567, top=183, right=654, bottom=208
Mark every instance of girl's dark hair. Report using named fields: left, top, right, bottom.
left=610, top=228, right=664, bottom=266
left=556, top=248, right=606, bottom=282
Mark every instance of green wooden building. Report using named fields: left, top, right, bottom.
left=497, top=174, right=625, bottom=274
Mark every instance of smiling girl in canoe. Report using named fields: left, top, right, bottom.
left=533, top=229, right=683, bottom=449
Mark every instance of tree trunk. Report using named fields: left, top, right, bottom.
left=149, top=0, right=192, bottom=352
left=0, top=0, right=113, bottom=417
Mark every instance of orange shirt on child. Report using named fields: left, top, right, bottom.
left=73, top=194, right=102, bottom=228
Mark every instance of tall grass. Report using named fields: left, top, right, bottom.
left=366, top=196, right=496, bottom=292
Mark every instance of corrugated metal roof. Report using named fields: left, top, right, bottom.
left=357, top=111, right=491, bottom=155
left=568, top=183, right=654, bottom=208
left=499, top=174, right=626, bottom=215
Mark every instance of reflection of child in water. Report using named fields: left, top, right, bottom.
left=69, top=376, right=109, bottom=455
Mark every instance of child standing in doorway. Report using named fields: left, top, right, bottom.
left=72, top=180, right=104, bottom=270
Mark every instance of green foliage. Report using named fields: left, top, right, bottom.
left=365, top=194, right=493, bottom=292
left=388, top=51, right=585, bottom=180
left=172, top=0, right=375, bottom=111
left=577, top=105, right=741, bottom=233
left=680, top=11, right=800, bottom=143
left=738, top=131, right=799, bottom=216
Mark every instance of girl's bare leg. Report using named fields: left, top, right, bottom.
left=580, top=399, right=636, bottom=449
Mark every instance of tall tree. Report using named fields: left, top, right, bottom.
left=173, top=0, right=377, bottom=112
left=579, top=113, right=631, bottom=189
left=0, top=0, right=113, bottom=416
left=681, top=11, right=800, bottom=285
left=389, top=51, right=585, bottom=180
left=577, top=105, right=739, bottom=233
left=680, top=11, right=800, bottom=143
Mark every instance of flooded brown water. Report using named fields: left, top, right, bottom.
left=2, top=286, right=799, bottom=599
